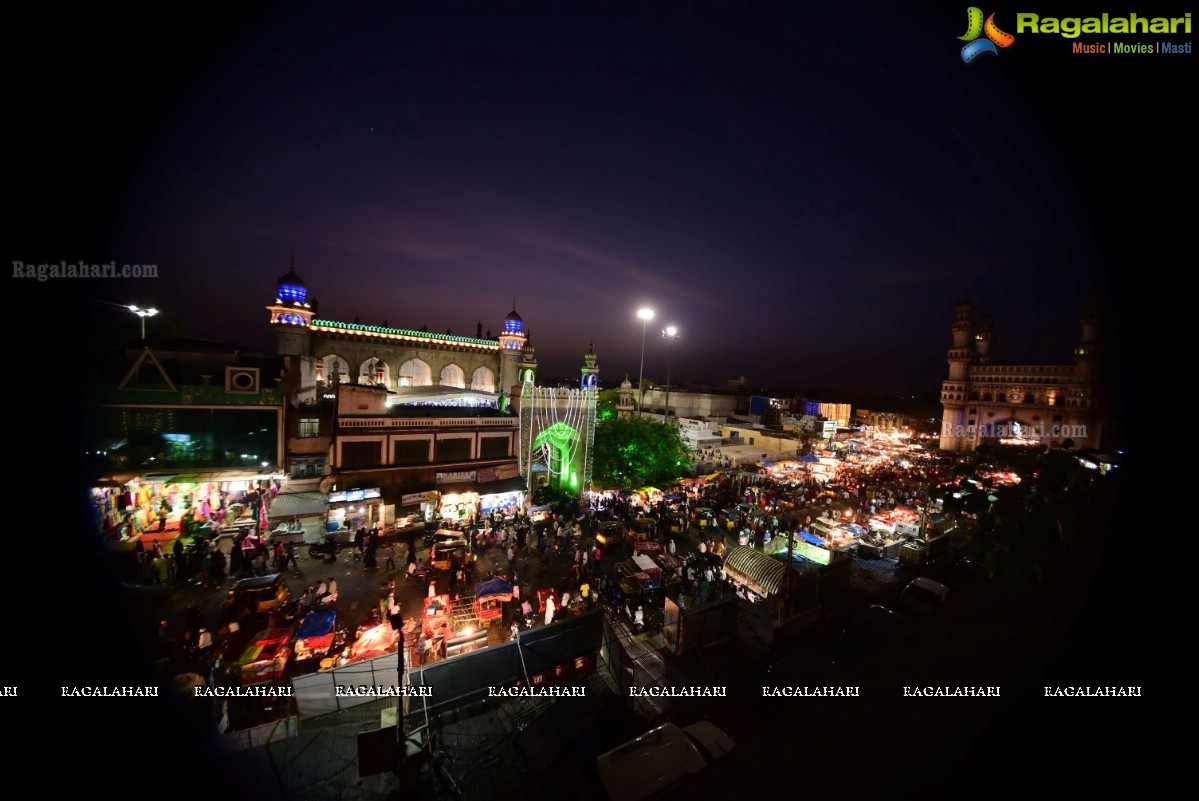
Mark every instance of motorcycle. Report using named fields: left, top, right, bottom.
left=307, top=537, right=342, bottom=561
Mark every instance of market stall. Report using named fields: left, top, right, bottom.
left=294, top=610, right=338, bottom=661
left=238, top=626, right=295, bottom=685
left=348, top=623, right=400, bottom=662
left=474, top=577, right=514, bottom=624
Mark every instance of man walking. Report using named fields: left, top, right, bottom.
left=384, top=542, right=396, bottom=572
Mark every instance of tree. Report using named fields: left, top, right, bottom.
left=596, top=388, right=620, bottom=424
left=593, top=415, right=694, bottom=490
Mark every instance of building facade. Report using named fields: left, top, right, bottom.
left=938, top=299, right=1105, bottom=451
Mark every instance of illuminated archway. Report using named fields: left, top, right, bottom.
left=533, top=422, right=581, bottom=491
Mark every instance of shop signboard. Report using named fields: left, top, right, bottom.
left=476, top=463, right=521, bottom=483
left=328, top=487, right=380, bottom=503
left=401, top=491, right=439, bottom=506
left=436, top=470, right=476, bottom=485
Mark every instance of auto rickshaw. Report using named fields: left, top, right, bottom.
left=666, top=513, right=688, bottom=534
left=595, top=520, right=623, bottom=546
left=225, top=573, right=290, bottom=616
left=629, top=518, right=656, bottom=541
left=693, top=507, right=717, bottom=527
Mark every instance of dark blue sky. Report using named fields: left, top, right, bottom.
left=14, top=2, right=1183, bottom=396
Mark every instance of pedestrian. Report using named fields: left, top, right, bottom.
left=544, top=594, right=556, bottom=626
left=507, top=545, right=516, bottom=573
left=379, top=582, right=391, bottom=621
left=385, top=542, right=396, bottom=572
left=284, top=542, right=299, bottom=571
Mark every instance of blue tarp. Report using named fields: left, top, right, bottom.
left=801, top=454, right=819, bottom=463
left=295, top=610, right=336, bottom=639
left=843, top=524, right=868, bottom=536
left=475, top=578, right=514, bottom=599
left=799, top=531, right=825, bottom=546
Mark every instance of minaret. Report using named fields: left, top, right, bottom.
left=266, top=257, right=314, bottom=356
left=939, top=300, right=973, bottom=450
left=975, top=313, right=993, bottom=365
left=580, top=341, right=599, bottom=389
left=498, top=301, right=527, bottom=393
left=1066, top=294, right=1103, bottom=448
left=517, top=332, right=538, bottom=387
left=618, top=375, right=635, bottom=419
left=1073, top=294, right=1101, bottom=385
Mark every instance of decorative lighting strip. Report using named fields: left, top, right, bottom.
left=311, top=319, right=499, bottom=350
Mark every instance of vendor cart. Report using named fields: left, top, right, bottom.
left=238, top=626, right=295, bottom=685
left=474, top=577, right=514, bottom=624
left=534, top=587, right=559, bottom=613
left=348, top=623, right=399, bottom=662
left=421, top=594, right=452, bottom=642
left=293, top=610, right=338, bottom=661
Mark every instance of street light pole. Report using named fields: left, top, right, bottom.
left=662, top=325, right=679, bottom=423
left=128, top=305, right=159, bottom=341
left=636, top=308, right=654, bottom=417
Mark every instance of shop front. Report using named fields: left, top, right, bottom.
left=325, top=486, right=390, bottom=535
left=92, top=470, right=284, bottom=545
left=435, top=468, right=527, bottom=525
left=398, top=491, right=439, bottom=531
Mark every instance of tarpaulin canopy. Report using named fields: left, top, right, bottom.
left=269, top=491, right=328, bottom=519
left=475, top=577, right=514, bottom=599
left=723, top=546, right=786, bottom=597
left=801, top=454, right=819, bottom=463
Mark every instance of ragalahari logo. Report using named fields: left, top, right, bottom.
left=959, top=7, right=1015, bottom=62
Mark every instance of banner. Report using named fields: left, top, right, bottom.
left=401, top=491, right=438, bottom=506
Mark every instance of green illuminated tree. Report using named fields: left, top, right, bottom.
left=596, top=388, right=619, bottom=424
left=593, top=415, right=695, bottom=490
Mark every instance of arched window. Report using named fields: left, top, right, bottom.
left=470, top=366, right=496, bottom=392
left=440, top=363, right=465, bottom=388
left=398, top=359, right=432, bottom=387
left=319, top=354, right=350, bottom=384
left=359, top=357, right=390, bottom=386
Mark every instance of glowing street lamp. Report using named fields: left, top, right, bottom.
left=128, top=305, right=159, bottom=340
left=662, top=325, right=679, bottom=421
left=636, top=308, right=654, bottom=417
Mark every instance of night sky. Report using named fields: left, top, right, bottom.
left=14, top=2, right=1183, bottom=399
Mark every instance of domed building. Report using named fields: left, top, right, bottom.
left=267, top=266, right=539, bottom=527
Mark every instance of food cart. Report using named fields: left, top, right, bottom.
left=474, top=577, right=513, bottom=624
left=238, top=626, right=294, bottom=685
left=617, top=554, right=662, bottom=597
left=293, top=610, right=338, bottom=661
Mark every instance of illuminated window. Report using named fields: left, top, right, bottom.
left=298, top=419, right=319, bottom=438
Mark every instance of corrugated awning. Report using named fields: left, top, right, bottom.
left=723, top=546, right=786, bottom=597
left=268, top=491, right=328, bottom=518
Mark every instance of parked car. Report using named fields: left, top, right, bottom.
left=899, top=577, right=951, bottom=616
left=596, top=721, right=735, bottom=801
left=833, top=605, right=910, bottom=667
